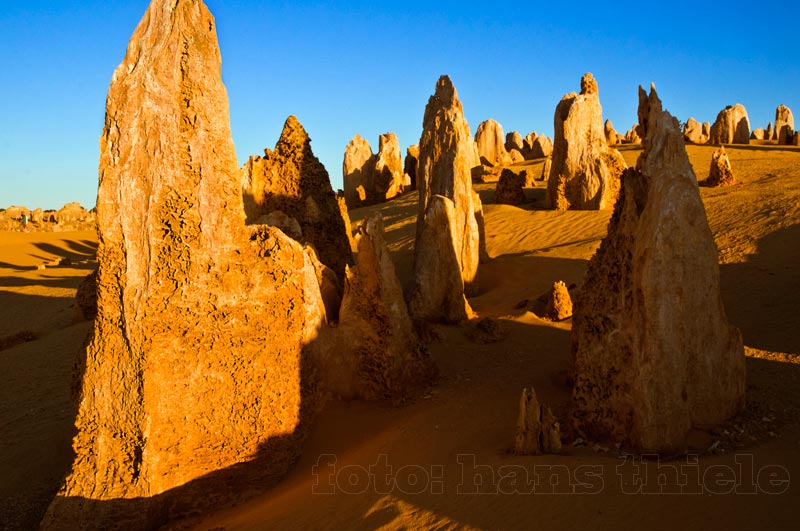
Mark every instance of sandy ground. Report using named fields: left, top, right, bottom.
left=1, top=144, right=799, bottom=530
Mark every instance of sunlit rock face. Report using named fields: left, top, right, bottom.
left=42, top=1, right=327, bottom=528
left=570, top=85, right=746, bottom=454
left=409, top=75, right=480, bottom=323
left=546, top=73, right=626, bottom=210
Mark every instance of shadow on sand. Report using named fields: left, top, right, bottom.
left=720, top=223, right=800, bottom=355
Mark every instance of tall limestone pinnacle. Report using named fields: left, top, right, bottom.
left=409, top=75, right=481, bottom=323
left=242, top=114, right=354, bottom=281
left=569, top=83, right=746, bottom=453
left=42, top=1, right=326, bottom=528
left=546, top=73, right=626, bottom=210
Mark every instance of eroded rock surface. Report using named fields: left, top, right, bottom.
left=494, top=169, right=526, bottom=205
left=709, top=104, right=750, bottom=144
left=514, top=387, right=562, bottom=455
left=475, top=118, right=510, bottom=167
left=409, top=76, right=480, bottom=323
left=774, top=104, right=794, bottom=145
left=242, top=116, right=353, bottom=280
left=546, top=73, right=626, bottom=210
left=570, top=84, right=746, bottom=453
left=683, top=117, right=708, bottom=144
left=42, top=2, right=328, bottom=528
left=329, top=213, right=437, bottom=400
left=543, top=281, right=573, bottom=321
left=707, top=145, right=735, bottom=187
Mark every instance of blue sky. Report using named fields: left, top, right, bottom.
left=1, top=1, right=797, bottom=210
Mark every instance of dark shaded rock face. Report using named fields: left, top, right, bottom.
left=242, top=115, right=353, bottom=280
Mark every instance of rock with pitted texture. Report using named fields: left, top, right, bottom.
left=75, top=270, right=97, bottom=321
left=570, top=84, right=746, bottom=453
left=327, top=213, right=437, bottom=400
left=242, top=115, right=353, bottom=281
left=683, top=117, right=708, bottom=144
left=546, top=73, right=626, bottom=210
left=41, top=2, right=329, bottom=529
left=410, top=76, right=481, bottom=322
left=706, top=146, right=736, bottom=187
left=475, top=118, right=511, bottom=167
left=494, top=169, right=526, bottom=205
left=775, top=104, right=794, bottom=145
left=709, top=104, right=750, bottom=144
left=543, top=281, right=573, bottom=321
left=254, top=210, right=303, bottom=240
left=514, top=387, right=562, bottom=455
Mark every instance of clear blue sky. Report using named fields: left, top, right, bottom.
left=1, top=1, right=797, bottom=210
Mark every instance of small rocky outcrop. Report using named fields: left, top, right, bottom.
left=342, top=133, right=406, bottom=208
left=521, top=131, right=537, bottom=159
left=706, top=146, right=736, bottom=187
left=531, top=134, right=553, bottom=158
left=766, top=122, right=774, bottom=140
left=242, top=116, right=354, bottom=280
left=624, top=125, right=641, bottom=144
left=774, top=104, right=794, bottom=145
left=514, top=387, right=562, bottom=455
left=683, top=117, right=708, bottom=144
left=750, top=128, right=766, bottom=140
left=475, top=118, right=511, bottom=167
left=505, top=131, right=524, bottom=153
left=508, top=148, right=525, bottom=164
left=546, top=73, right=626, bottom=210
left=543, top=281, right=573, bottom=321
left=709, top=104, right=750, bottom=144
left=409, top=76, right=481, bottom=323
left=494, top=169, right=526, bottom=205
left=570, top=84, right=746, bottom=453
left=331, top=213, right=437, bottom=400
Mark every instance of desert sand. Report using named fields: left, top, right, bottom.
left=1, top=142, right=798, bottom=530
